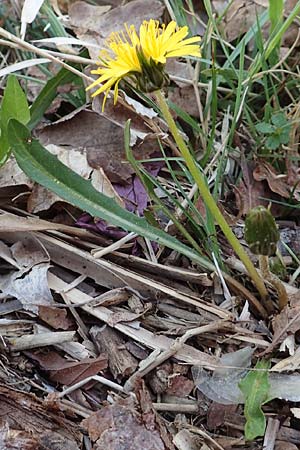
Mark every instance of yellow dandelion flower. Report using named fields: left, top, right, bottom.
left=87, top=19, right=201, bottom=108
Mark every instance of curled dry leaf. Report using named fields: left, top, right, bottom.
left=26, top=350, right=107, bottom=385
left=0, top=237, right=53, bottom=313
left=234, top=161, right=286, bottom=217
left=253, top=162, right=296, bottom=199
left=173, top=429, right=203, bottom=450
left=0, top=263, right=53, bottom=313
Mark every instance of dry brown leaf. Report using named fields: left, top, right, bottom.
left=214, top=0, right=267, bottom=42
left=69, top=0, right=164, bottom=58
left=272, top=304, right=300, bottom=346
left=275, top=442, right=299, bottom=450
left=173, top=429, right=204, bottom=450
left=148, top=362, right=172, bottom=394
left=70, top=0, right=164, bottom=60
left=11, top=236, right=49, bottom=268
left=39, top=305, right=74, bottom=330
left=0, top=157, right=32, bottom=190
left=92, top=95, right=160, bottom=149
left=213, top=0, right=300, bottom=45
left=2, top=114, right=125, bottom=213
left=82, top=382, right=174, bottom=450
left=107, top=310, right=142, bottom=327
left=233, top=161, right=270, bottom=216
left=26, top=350, right=107, bottom=385
left=0, top=240, right=19, bottom=268
left=68, top=1, right=111, bottom=30
left=168, top=86, right=200, bottom=118
left=253, top=161, right=300, bottom=200
left=0, top=237, right=53, bottom=313
left=207, top=402, right=237, bottom=430
left=233, top=177, right=269, bottom=216
left=38, top=109, right=133, bottom=184
left=0, top=263, right=53, bottom=313
left=167, top=60, right=193, bottom=87
left=165, top=374, right=194, bottom=397
left=26, top=140, right=124, bottom=212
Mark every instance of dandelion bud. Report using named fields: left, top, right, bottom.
left=244, top=206, right=279, bottom=256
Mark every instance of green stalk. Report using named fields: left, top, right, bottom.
left=155, top=89, right=268, bottom=300
left=269, top=0, right=284, bottom=33
left=268, top=0, right=284, bottom=64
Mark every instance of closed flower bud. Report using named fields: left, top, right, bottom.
left=244, top=206, right=279, bottom=256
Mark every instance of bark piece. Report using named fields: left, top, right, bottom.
left=0, top=385, right=81, bottom=448
left=90, top=325, right=138, bottom=381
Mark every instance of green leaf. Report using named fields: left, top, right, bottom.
left=279, top=130, right=290, bottom=145
left=0, top=75, right=30, bottom=164
left=8, top=119, right=215, bottom=273
left=239, top=359, right=271, bottom=441
left=266, top=135, right=281, bottom=150
left=255, top=123, right=274, bottom=134
left=1, top=75, right=30, bottom=128
left=29, top=67, right=79, bottom=129
left=271, top=112, right=287, bottom=128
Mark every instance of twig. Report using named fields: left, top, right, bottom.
left=153, top=403, right=198, bottom=413
left=92, top=232, right=137, bottom=258
left=57, top=374, right=124, bottom=398
left=0, top=27, right=93, bottom=82
left=124, top=320, right=229, bottom=392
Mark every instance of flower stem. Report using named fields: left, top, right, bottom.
left=259, top=255, right=288, bottom=311
left=155, top=89, right=268, bottom=300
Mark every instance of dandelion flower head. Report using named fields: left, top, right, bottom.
left=87, top=19, right=201, bottom=108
